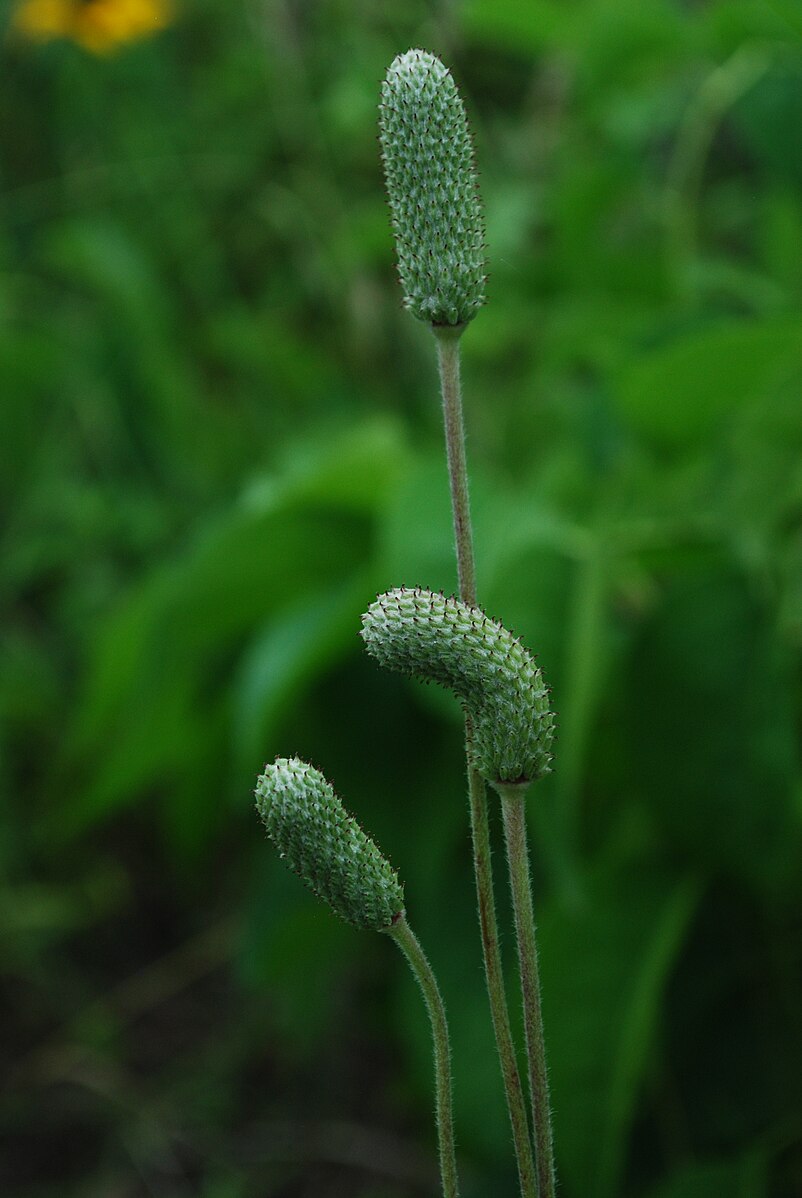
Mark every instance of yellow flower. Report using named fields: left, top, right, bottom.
left=12, top=0, right=173, bottom=53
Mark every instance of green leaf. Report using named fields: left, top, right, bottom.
left=232, top=573, right=372, bottom=774
left=377, top=455, right=456, bottom=592
left=613, top=318, right=802, bottom=447
left=627, top=567, right=800, bottom=891
left=59, top=422, right=406, bottom=835
left=539, top=865, right=699, bottom=1198
left=647, top=1153, right=768, bottom=1198
left=733, top=62, right=802, bottom=186
left=43, top=219, right=169, bottom=328
left=463, top=0, right=689, bottom=69
left=239, top=860, right=357, bottom=1057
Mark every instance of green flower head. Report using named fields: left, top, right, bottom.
left=379, top=49, right=486, bottom=328
left=361, top=588, right=554, bottom=786
left=255, top=757, right=404, bottom=932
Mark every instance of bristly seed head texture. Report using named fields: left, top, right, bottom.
left=379, top=49, right=486, bottom=328
left=255, top=758, right=404, bottom=932
left=362, top=588, right=554, bottom=786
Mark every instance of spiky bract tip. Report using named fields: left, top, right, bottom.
left=255, top=757, right=404, bottom=932
left=379, top=49, right=486, bottom=327
left=361, top=588, right=554, bottom=786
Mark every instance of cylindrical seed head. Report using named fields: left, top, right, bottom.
left=361, top=588, right=554, bottom=786
left=379, top=49, right=486, bottom=328
left=255, top=758, right=404, bottom=932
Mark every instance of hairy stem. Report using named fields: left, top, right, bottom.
left=468, top=757, right=538, bottom=1198
left=498, top=784, right=556, bottom=1198
left=435, top=327, right=477, bottom=607
left=434, top=325, right=537, bottom=1198
left=387, top=914, right=460, bottom=1198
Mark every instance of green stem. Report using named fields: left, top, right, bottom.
left=498, top=783, right=556, bottom=1198
left=467, top=757, right=539, bottom=1198
left=387, top=914, right=460, bottom=1198
left=433, top=325, right=538, bottom=1198
left=434, top=327, right=477, bottom=607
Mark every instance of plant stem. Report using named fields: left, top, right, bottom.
left=433, top=325, right=538, bottom=1198
left=498, top=783, right=556, bottom=1198
left=387, top=914, right=460, bottom=1198
left=434, top=327, right=476, bottom=607
left=467, top=755, right=539, bottom=1198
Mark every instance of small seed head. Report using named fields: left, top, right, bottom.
left=361, top=588, right=554, bottom=785
left=255, top=758, right=404, bottom=931
left=379, top=49, right=486, bottom=327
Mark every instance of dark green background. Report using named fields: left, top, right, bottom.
left=1, top=1, right=801, bottom=1195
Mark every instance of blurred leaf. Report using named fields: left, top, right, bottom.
left=539, top=865, right=699, bottom=1198
left=42, top=219, right=169, bottom=327
left=239, top=882, right=356, bottom=1057
left=0, top=869, right=125, bottom=938
left=613, top=318, right=801, bottom=447
left=463, top=0, right=566, bottom=54
left=0, top=326, right=62, bottom=505
left=377, top=454, right=456, bottom=594
left=464, top=0, right=689, bottom=65
left=59, top=421, right=407, bottom=834
left=549, top=155, right=665, bottom=297
left=758, top=189, right=802, bottom=295
left=231, top=571, right=374, bottom=773
left=628, top=566, right=800, bottom=890
left=647, top=1152, right=768, bottom=1197
left=733, top=62, right=802, bottom=186
left=73, top=419, right=404, bottom=742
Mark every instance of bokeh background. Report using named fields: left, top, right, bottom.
left=2, top=1, right=802, bottom=1195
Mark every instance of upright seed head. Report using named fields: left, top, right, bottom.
left=379, top=49, right=486, bottom=328
left=361, top=588, right=555, bottom=786
left=255, top=758, right=404, bottom=932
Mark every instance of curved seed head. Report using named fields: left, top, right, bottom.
left=379, top=48, right=486, bottom=328
left=361, top=588, right=554, bottom=786
left=255, top=758, right=404, bottom=932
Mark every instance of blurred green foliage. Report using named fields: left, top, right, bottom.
left=1, top=0, right=801, bottom=1195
